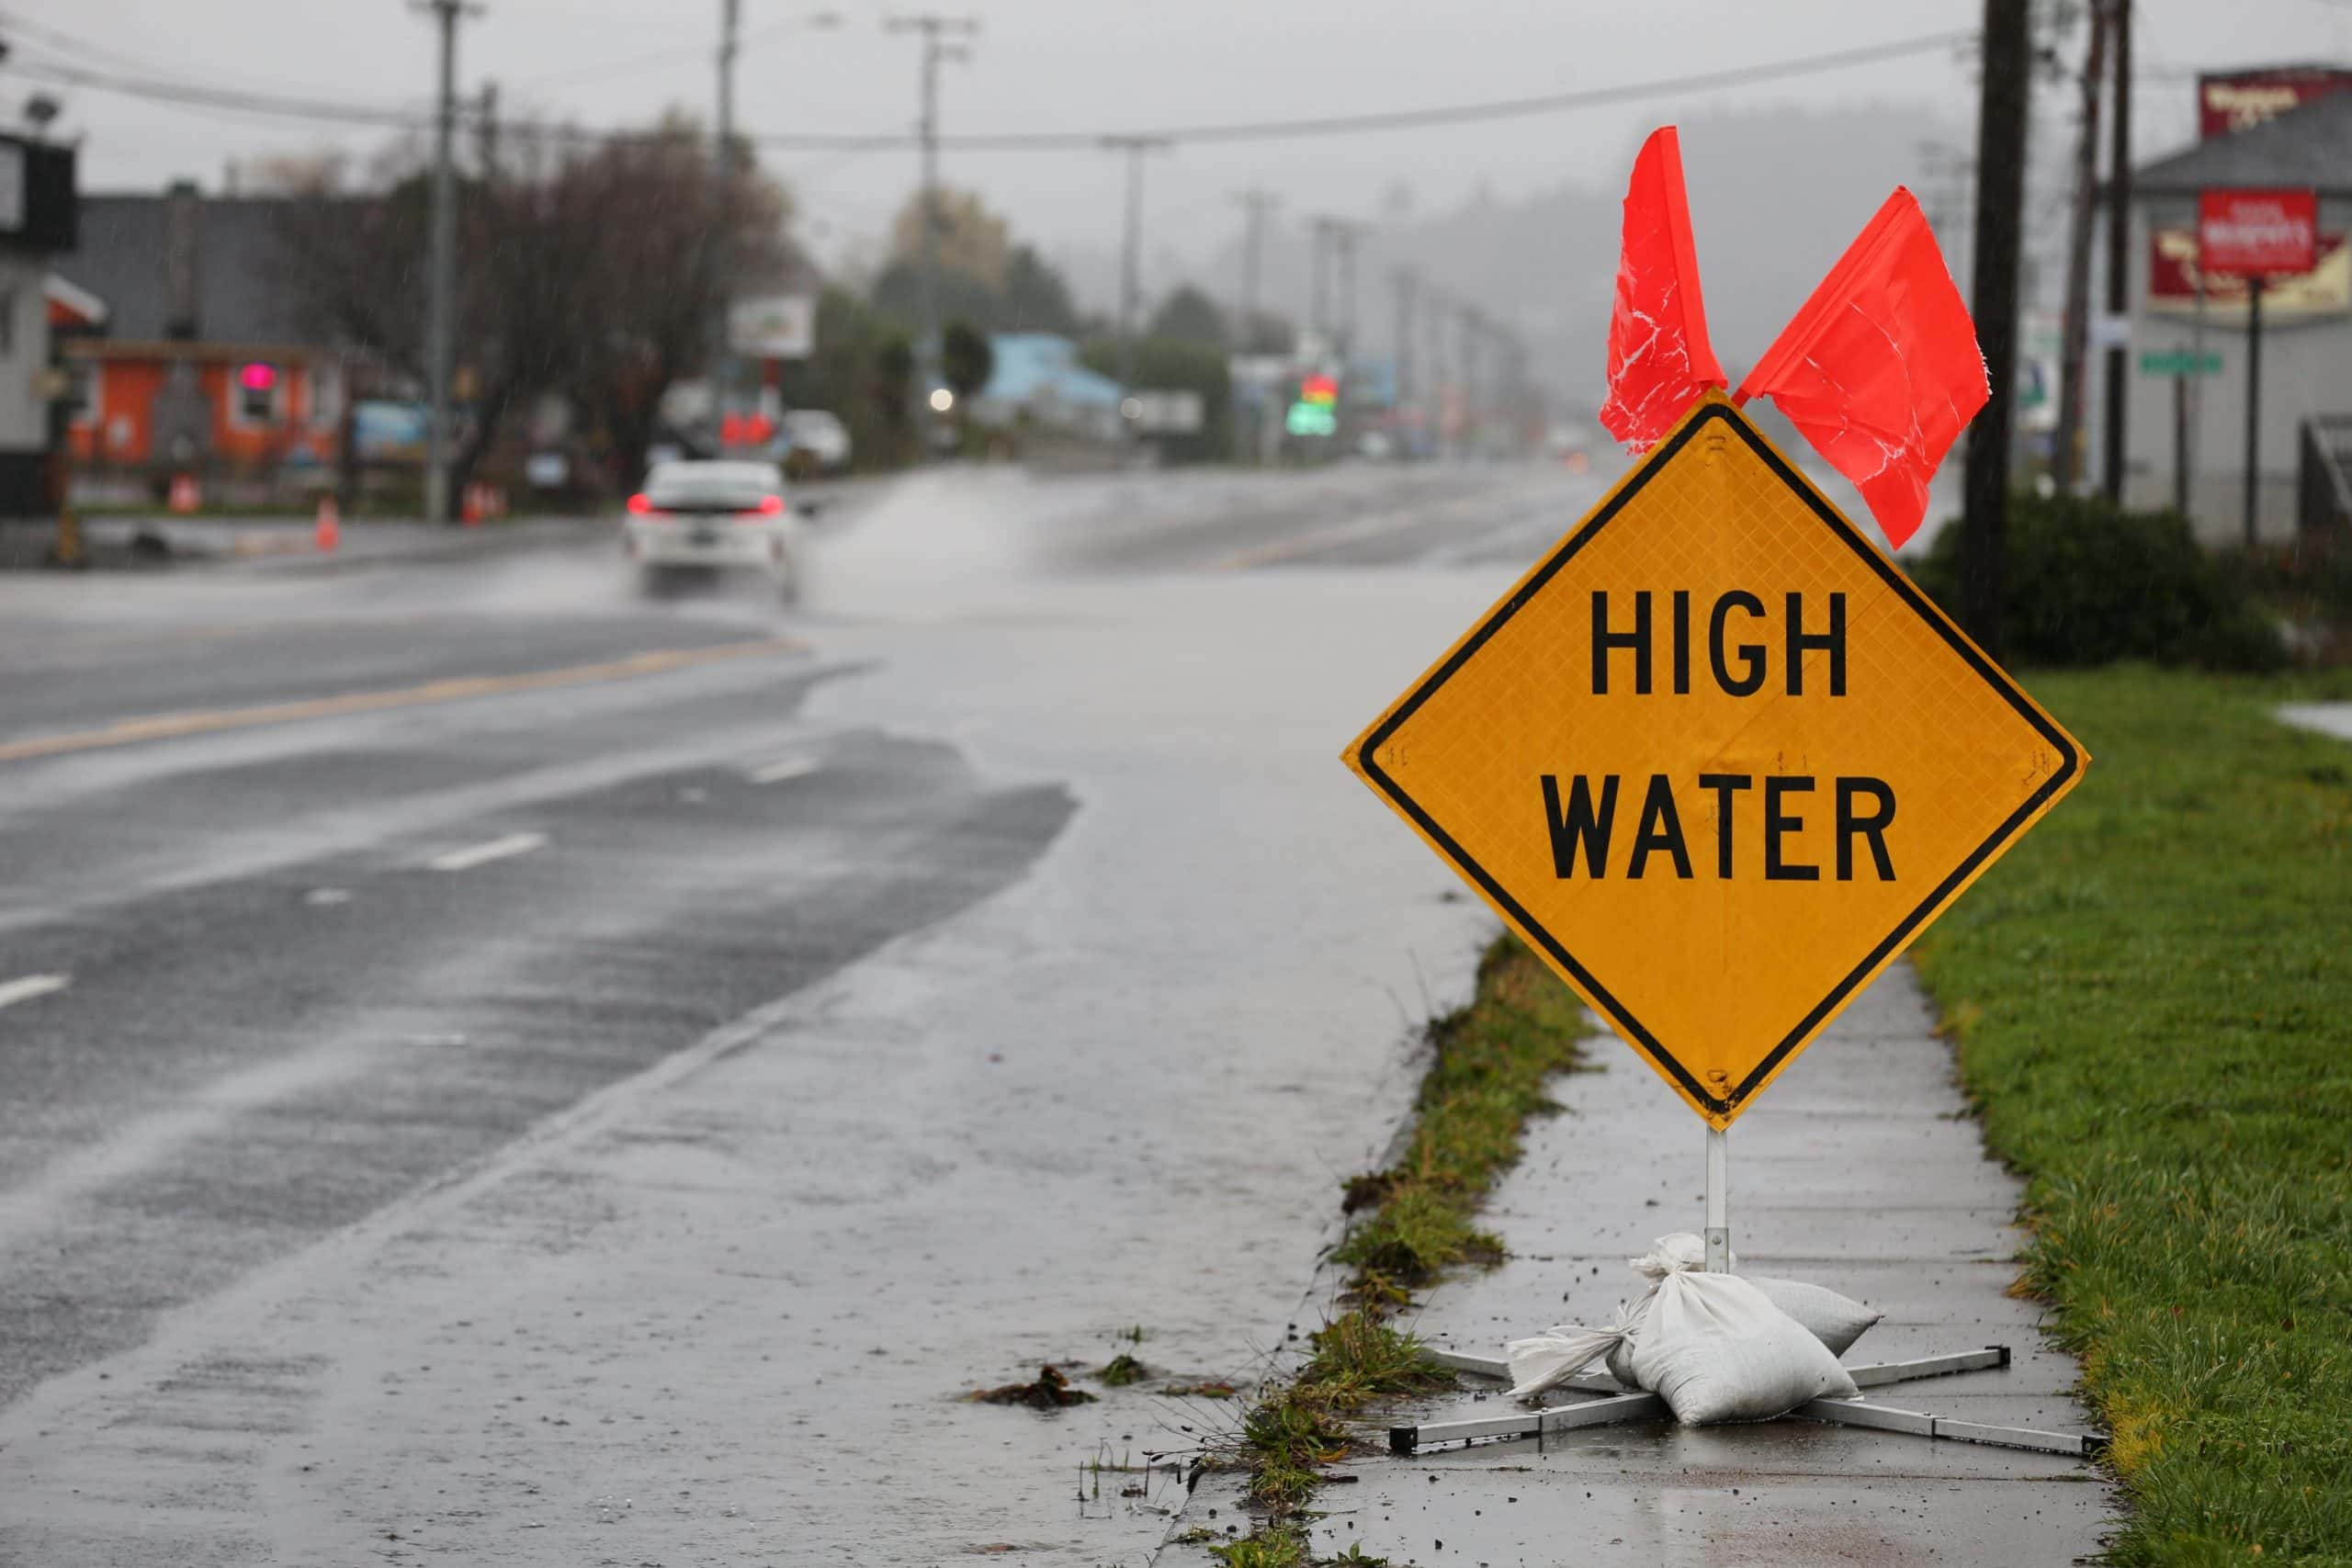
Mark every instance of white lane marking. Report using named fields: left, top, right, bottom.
left=750, top=757, right=819, bottom=784
left=306, top=887, right=353, bottom=906
left=427, top=831, right=548, bottom=873
left=0, top=973, right=71, bottom=1010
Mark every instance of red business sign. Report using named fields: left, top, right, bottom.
left=2199, top=69, right=2352, bottom=140
left=2199, top=189, right=2319, bottom=278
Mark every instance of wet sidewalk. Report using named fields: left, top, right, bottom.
left=1164, top=964, right=2120, bottom=1567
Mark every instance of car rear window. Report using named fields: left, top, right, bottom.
left=644, top=462, right=784, bottom=505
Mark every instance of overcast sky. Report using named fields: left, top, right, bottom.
left=17, top=0, right=2352, bottom=297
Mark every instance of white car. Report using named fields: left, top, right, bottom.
left=776, top=409, right=852, bottom=476
left=623, top=459, right=806, bottom=599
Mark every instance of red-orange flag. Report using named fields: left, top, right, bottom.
left=1736, top=188, right=1985, bottom=549
left=1598, top=127, right=1724, bottom=453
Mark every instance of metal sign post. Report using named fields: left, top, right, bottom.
left=2198, top=187, right=2318, bottom=546
left=1703, top=1126, right=1729, bottom=1273
left=2245, top=276, right=2265, bottom=547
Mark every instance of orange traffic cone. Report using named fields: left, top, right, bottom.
left=168, top=474, right=200, bottom=513
left=314, top=495, right=341, bottom=552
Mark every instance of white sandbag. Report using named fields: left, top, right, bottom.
left=1631, top=1270, right=1859, bottom=1425
left=1504, top=1320, right=1623, bottom=1401
left=1747, top=1276, right=1882, bottom=1355
left=1618, top=1235, right=1883, bottom=1359
left=1509, top=1234, right=1865, bottom=1423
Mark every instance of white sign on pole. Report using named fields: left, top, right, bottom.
left=0, top=145, right=25, bottom=233
left=1125, top=389, right=1205, bottom=433
left=729, top=294, right=817, bottom=359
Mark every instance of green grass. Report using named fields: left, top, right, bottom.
left=1908, top=665, right=2352, bottom=1565
left=1200, top=937, right=1589, bottom=1560
left=1210, top=1525, right=1308, bottom=1567
left=1331, top=939, right=1590, bottom=1299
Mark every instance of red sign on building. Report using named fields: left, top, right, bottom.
left=2199, top=68, right=2352, bottom=140
left=2198, top=189, right=2320, bottom=278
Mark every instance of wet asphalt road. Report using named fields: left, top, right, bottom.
left=0, top=462, right=1612, bottom=1563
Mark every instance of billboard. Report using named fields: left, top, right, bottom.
left=728, top=294, right=816, bottom=359
left=2198, top=68, right=2352, bottom=140
left=2147, top=227, right=2347, bottom=319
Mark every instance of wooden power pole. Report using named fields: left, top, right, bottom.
left=1962, top=0, right=2034, bottom=659
left=2053, top=1, right=2109, bottom=493
left=2100, top=1, right=2133, bottom=503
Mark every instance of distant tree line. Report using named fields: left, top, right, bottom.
left=277, top=139, right=1275, bottom=485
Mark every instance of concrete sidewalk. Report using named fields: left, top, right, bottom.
left=1163, top=964, right=2120, bottom=1567
left=2280, top=702, right=2352, bottom=745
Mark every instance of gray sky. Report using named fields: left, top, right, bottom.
left=16, top=0, right=2352, bottom=302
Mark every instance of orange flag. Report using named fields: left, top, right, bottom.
left=1736, top=188, right=1985, bottom=549
left=1598, top=127, right=1724, bottom=453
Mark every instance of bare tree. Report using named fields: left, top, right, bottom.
left=559, top=121, right=792, bottom=484
left=273, top=115, right=795, bottom=497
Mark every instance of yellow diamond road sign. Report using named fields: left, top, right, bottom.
left=1343, top=393, right=2086, bottom=1128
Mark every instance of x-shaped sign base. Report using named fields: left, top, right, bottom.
left=1389, top=1346, right=2109, bottom=1460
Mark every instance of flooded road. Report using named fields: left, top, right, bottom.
left=0, top=463, right=1597, bottom=1563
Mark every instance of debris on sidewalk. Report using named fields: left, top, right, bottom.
left=970, top=1364, right=1098, bottom=1409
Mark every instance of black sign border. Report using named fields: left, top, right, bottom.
left=1356, top=400, right=2082, bottom=1117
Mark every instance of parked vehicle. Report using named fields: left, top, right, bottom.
left=775, top=409, right=852, bottom=478
left=621, top=459, right=806, bottom=600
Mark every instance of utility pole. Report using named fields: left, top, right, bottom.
left=886, top=13, right=978, bottom=434
left=1420, top=284, right=1446, bottom=453
left=1962, top=0, right=2031, bottom=660
left=1334, top=223, right=1360, bottom=368
left=2100, top=0, right=2132, bottom=504
left=708, top=0, right=741, bottom=448
left=1392, top=267, right=1416, bottom=448
left=1307, top=218, right=1333, bottom=344
left=475, top=79, right=499, bottom=177
left=1307, top=217, right=1364, bottom=366
left=415, top=0, right=478, bottom=525
left=1104, top=136, right=1170, bottom=400
left=1458, top=303, right=1482, bottom=457
left=1500, top=330, right=1528, bottom=456
left=2053, top=1, right=2108, bottom=492
left=1231, top=187, right=1278, bottom=347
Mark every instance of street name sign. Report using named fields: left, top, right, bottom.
left=1342, top=392, right=2086, bottom=1127
left=2138, top=349, right=2222, bottom=377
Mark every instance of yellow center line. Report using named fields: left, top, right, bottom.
left=0, top=637, right=806, bottom=765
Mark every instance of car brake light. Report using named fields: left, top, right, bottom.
left=739, top=494, right=786, bottom=519
left=628, top=492, right=662, bottom=516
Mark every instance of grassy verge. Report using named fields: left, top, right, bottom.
left=1907, top=665, right=2352, bottom=1565
left=1203, top=936, right=1589, bottom=1565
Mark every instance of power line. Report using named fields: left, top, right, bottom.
left=509, top=7, right=842, bottom=91
left=936, top=29, right=1976, bottom=150
left=4, top=28, right=1976, bottom=155
left=0, top=6, right=319, bottom=98
left=3, top=58, right=431, bottom=132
